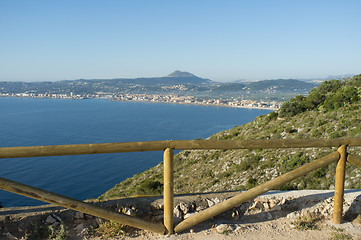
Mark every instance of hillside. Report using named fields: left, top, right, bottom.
left=100, top=74, right=361, bottom=200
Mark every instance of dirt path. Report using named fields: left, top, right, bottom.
left=2, top=190, right=361, bottom=240
left=83, top=216, right=361, bottom=240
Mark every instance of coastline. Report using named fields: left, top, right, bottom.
left=113, top=99, right=278, bottom=110
left=0, top=95, right=280, bottom=111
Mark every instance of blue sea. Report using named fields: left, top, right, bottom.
left=0, top=97, right=271, bottom=207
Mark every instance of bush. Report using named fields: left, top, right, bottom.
left=235, top=154, right=261, bottom=172
left=132, top=179, right=163, bottom=195
left=278, top=152, right=309, bottom=173
left=246, top=177, right=257, bottom=189
left=266, top=111, right=278, bottom=121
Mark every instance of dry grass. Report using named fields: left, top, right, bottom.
left=92, top=220, right=129, bottom=239
left=291, top=213, right=323, bottom=230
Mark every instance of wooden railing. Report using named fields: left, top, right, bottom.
left=1, top=138, right=361, bottom=235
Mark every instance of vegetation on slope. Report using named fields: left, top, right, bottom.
left=278, top=75, right=360, bottom=117
left=100, top=75, right=361, bottom=199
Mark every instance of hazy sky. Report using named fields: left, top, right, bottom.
left=1, top=0, right=360, bottom=82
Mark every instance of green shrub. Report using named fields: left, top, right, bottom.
left=131, top=179, right=163, bottom=195
left=266, top=111, right=278, bottom=121
left=278, top=152, right=309, bottom=173
left=246, top=177, right=257, bottom=189
left=216, top=171, right=232, bottom=179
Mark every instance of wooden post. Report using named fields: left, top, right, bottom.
left=333, top=144, right=347, bottom=224
left=0, top=177, right=166, bottom=234
left=174, top=151, right=340, bottom=233
left=163, top=148, right=174, bottom=235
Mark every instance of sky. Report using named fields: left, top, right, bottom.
left=1, top=0, right=360, bottom=82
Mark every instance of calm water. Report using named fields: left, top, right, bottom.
left=0, top=97, right=270, bottom=207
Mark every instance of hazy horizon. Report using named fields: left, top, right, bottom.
left=0, top=70, right=355, bottom=83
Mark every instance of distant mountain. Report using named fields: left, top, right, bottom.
left=0, top=71, right=213, bottom=95
left=166, top=70, right=197, bottom=78
left=79, top=71, right=212, bottom=86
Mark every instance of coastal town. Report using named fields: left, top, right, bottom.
left=0, top=92, right=281, bottom=110
left=113, top=93, right=281, bottom=109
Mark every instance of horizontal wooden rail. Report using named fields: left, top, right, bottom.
left=174, top=151, right=340, bottom=233
left=347, top=154, right=361, bottom=168
left=0, top=138, right=360, bottom=159
left=0, top=177, right=166, bottom=234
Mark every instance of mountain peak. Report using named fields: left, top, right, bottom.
left=166, top=70, right=197, bottom=78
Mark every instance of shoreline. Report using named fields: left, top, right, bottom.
left=114, top=99, right=278, bottom=110
left=0, top=95, right=279, bottom=111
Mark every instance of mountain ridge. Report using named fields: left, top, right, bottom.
left=0, top=71, right=319, bottom=101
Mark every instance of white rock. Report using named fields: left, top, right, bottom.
left=179, top=202, right=189, bottom=214
left=249, top=201, right=263, bottom=210
left=125, top=208, right=134, bottom=216
left=216, top=224, right=233, bottom=234
left=173, top=207, right=183, bottom=223
left=269, top=205, right=282, bottom=212
left=46, top=215, right=57, bottom=224
left=263, top=202, right=270, bottom=210
left=206, top=198, right=220, bottom=207
left=286, top=212, right=298, bottom=219
left=232, top=210, right=240, bottom=220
